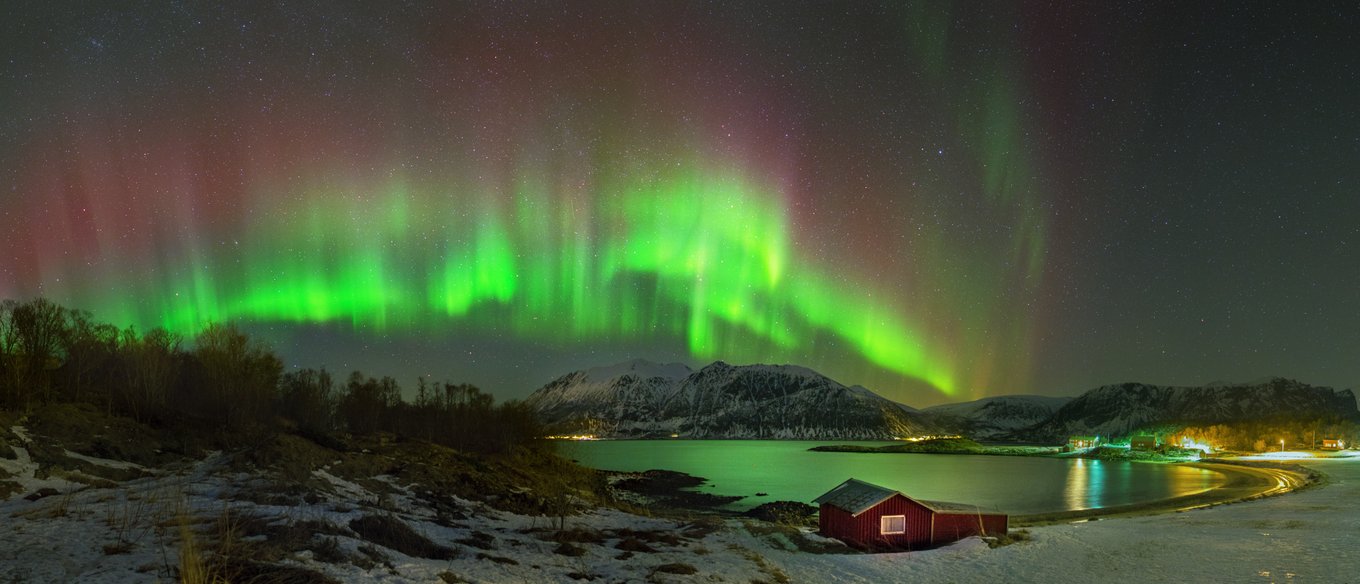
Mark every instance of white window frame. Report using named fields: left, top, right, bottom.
left=880, top=514, right=906, bottom=535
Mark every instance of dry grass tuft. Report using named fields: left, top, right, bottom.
left=177, top=512, right=221, bottom=584
left=475, top=552, right=519, bottom=565
left=651, top=562, right=698, bottom=575
left=728, top=543, right=790, bottom=583
left=553, top=542, right=588, bottom=557
left=348, top=514, right=457, bottom=560
left=615, top=537, right=657, bottom=553
left=986, top=529, right=1032, bottom=548
left=547, top=527, right=605, bottom=544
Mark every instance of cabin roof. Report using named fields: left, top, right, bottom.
left=813, top=478, right=898, bottom=516
left=814, top=478, right=998, bottom=517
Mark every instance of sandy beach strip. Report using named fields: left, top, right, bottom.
left=1012, top=460, right=1314, bottom=526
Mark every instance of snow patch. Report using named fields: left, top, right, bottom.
left=3, top=447, right=1359, bottom=582
left=62, top=450, right=150, bottom=472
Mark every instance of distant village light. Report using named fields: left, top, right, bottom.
left=1179, top=437, right=1213, bottom=454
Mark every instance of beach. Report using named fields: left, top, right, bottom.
left=1, top=437, right=1350, bottom=583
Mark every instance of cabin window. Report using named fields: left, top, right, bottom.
left=880, top=515, right=906, bottom=535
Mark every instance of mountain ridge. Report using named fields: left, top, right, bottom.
left=1019, top=377, right=1358, bottom=442
left=526, top=359, right=938, bottom=439
left=922, top=395, right=1073, bottom=440
left=529, top=360, right=1359, bottom=445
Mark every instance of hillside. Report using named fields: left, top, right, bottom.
left=528, top=359, right=695, bottom=430
left=1021, top=378, right=1359, bottom=442
left=527, top=360, right=941, bottom=440
left=529, top=361, right=1360, bottom=445
left=0, top=404, right=830, bottom=583
left=922, top=395, right=1072, bottom=440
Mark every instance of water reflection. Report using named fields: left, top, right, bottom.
left=565, top=441, right=1229, bottom=514
left=1064, top=458, right=1107, bottom=510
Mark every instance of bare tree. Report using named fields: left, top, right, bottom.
left=116, top=327, right=181, bottom=422
left=280, top=367, right=336, bottom=433
left=0, top=300, right=18, bottom=409
left=9, top=298, right=69, bottom=409
left=61, top=310, right=119, bottom=404
left=191, top=323, right=282, bottom=430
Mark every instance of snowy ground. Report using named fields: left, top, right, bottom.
left=780, top=457, right=1360, bottom=583
left=2, top=422, right=1358, bottom=583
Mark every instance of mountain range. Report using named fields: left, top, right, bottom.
left=526, top=359, right=1359, bottom=442
left=526, top=359, right=940, bottom=440
left=1020, top=378, right=1358, bottom=441
left=921, top=395, right=1072, bottom=440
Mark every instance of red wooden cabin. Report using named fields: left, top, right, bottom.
left=814, top=478, right=1008, bottom=550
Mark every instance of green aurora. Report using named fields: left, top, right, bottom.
left=0, top=2, right=1079, bottom=402
left=87, top=161, right=957, bottom=394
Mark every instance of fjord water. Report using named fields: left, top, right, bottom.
left=561, top=440, right=1226, bottom=514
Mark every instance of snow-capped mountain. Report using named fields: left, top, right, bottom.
left=528, top=358, right=695, bottom=428
left=531, top=362, right=1357, bottom=443
left=527, top=359, right=940, bottom=439
left=1022, top=377, right=1358, bottom=441
left=922, top=395, right=1072, bottom=440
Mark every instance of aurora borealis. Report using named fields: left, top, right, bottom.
left=2, top=3, right=1357, bottom=403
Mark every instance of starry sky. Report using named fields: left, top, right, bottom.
left=1, top=2, right=1356, bottom=406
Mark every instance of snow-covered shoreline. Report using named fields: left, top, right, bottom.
left=2, top=432, right=1357, bottom=583
left=789, top=457, right=1360, bottom=583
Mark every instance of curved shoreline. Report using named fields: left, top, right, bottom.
left=1011, top=461, right=1317, bottom=526
left=603, top=460, right=1319, bottom=527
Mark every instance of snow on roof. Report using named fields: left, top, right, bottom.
left=814, top=478, right=1002, bottom=516
left=813, top=478, right=900, bottom=516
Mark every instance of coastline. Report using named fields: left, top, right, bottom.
left=597, top=458, right=1320, bottom=529
left=1011, top=460, right=1318, bottom=526
left=581, top=438, right=1327, bottom=526
left=805, top=439, right=1325, bottom=524
left=768, top=458, right=1360, bottom=583
left=605, top=450, right=1322, bottom=528
left=0, top=426, right=1342, bottom=583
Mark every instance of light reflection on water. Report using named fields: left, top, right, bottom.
left=1066, top=458, right=1090, bottom=509
left=563, top=440, right=1227, bottom=514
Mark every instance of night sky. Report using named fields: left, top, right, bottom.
left=2, top=2, right=1356, bottom=405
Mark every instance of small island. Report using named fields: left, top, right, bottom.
left=810, top=437, right=1219, bottom=462
left=810, top=438, right=1059, bottom=457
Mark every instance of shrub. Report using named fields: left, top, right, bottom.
left=652, top=563, right=698, bottom=575
left=347, top=514, right=457, bottom=560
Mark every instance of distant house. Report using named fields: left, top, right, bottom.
left=814, top=478, right=1007, bottom=550
left=1067, top=435, right=1099, bottom=450
left=1322, top=438, right=1344, bottom=450
left=1130, top=435, right=1158, bottom=450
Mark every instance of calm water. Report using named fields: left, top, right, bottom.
left=561, top=440, right=1226, bottom=514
